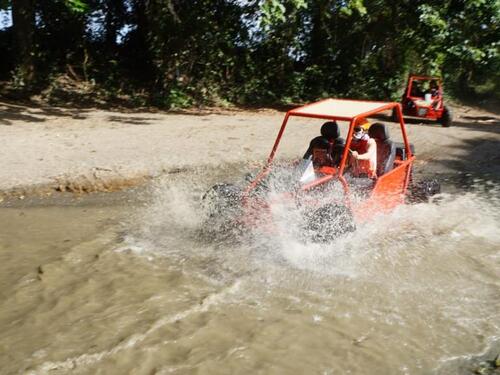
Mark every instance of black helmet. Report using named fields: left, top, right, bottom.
left=320, top=121, right=340, bottom=140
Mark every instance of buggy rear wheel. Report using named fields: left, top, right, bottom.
left=408, top=179, right=441, bottom=203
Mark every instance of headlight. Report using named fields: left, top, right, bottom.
left=418, top=108, right=428, bottom=116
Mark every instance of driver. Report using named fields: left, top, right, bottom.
left=349, top=125, right=377, bottom=178
left=304, top=121, right=345, bottom=167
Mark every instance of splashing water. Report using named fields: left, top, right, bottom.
left=118, top=171, right=500, bottom=374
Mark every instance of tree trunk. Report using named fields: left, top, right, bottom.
left=12, top=0, right=35, bottom=84
left=309, top=1, right=329, bottom=66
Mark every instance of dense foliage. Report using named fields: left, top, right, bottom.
left=0, top=0, right=498, bottom=107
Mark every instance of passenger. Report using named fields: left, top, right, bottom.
left=425, top=80, right=440, bottom=108
left=429, top=80, right=439, bottom=97
left=349, top=124, right=377, bottom=178
left=355, top=117, right=371, bottom=131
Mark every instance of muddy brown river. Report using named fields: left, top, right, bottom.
left=1, top=171, right=499, bottom=375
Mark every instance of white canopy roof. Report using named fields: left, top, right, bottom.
left=289, top=98, right=394, bottom=120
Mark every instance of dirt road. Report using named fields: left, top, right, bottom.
left=1, top=100, right=499, bottom=197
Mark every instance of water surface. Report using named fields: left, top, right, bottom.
left=1, top=174, right=499, bottom=375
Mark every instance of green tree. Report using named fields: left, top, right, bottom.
left=1, top=0, right=498, bottom=104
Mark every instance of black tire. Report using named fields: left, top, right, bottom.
left=439, top=106, right=453, bottom=127
left=408, top=179, right=441, bottom=203
left=304, top=203, right=356, bottom=242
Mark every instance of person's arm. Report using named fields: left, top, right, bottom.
left=355, top=139, right=377, bottom=160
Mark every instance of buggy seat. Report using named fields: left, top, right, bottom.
left=368, top=123, right=396, bottom=176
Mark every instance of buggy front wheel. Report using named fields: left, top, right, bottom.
left=439, top=106, right=453, bottom=127
left=304, top=203, right=356, bottom=242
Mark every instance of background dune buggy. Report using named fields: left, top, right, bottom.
left=392, top=75, right=453, bottom=127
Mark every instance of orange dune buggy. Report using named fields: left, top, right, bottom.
left=392, top=75, right=453, bottom=127
left=203, top=99, right=439, bottom=241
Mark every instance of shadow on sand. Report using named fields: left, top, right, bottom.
left=0, top=101, right=91, bottom=126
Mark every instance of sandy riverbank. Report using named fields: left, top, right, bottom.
left=1, top=100, right=499, bottom=198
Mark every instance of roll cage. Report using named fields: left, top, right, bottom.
left=246, top=98, right=413, bottom=193
left=405, top=76, right=443, bottom=100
